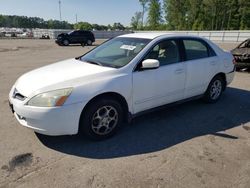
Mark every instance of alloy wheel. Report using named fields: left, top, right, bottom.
left=210, top=80, right=222, bottom=100
left=91, top=105, right=118, bottom=135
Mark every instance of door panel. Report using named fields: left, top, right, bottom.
left=183, top=39, right=219, bottom=98
left=70, top=31, right=80, bottom=43
left=184, top=56, right=219, bottom=98
left=132, top=39, right=186, bottom=114
left=133, top=63, right=186, bottom=113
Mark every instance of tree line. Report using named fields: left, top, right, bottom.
left=74, top=22, right=125, bottom=31
left=0, top=15, right=73, bottom=29
left=0, top=15, right=126, bottom=31
left=1, top=0, right=250, bottom=31
left=131, top=0, right=250, bottom=30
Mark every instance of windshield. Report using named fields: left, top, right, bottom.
left=80, top=37, right=151, bottom=68
left=238, top=40, right=250, bottom=48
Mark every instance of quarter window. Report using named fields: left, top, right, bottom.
left=145, top=40, right=180, bottom=66
left=183, top=40, right=209, bottom=60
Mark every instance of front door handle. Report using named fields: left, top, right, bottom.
left=175, top=69, right=184, bottom=74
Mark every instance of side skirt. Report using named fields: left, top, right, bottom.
left=127, top=94, right=204, bottom=122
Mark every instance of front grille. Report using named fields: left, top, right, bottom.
left=13, top=88, right=26, bottom=101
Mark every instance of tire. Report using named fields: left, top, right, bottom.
left=203, top=75, right=225, bottom=103
left=63, top=39, right=69, bottom=46
left=79, top=98, right=124, bottom=140
left=81, top=43, right=85, bottom=47
left=87, top=39, right=92, bottom=46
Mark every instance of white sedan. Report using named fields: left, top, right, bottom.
left=9, top=33, right=235, bottom=140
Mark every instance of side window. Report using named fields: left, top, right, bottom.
left=145, top=40, right=180, bottom=66
left=238, top=40, right=248, bottom=48
left=183, top=40, right=209, bottom=60
left=81, top=31, right=89, bottom=36
left=71, top=31, right=77, bottom=36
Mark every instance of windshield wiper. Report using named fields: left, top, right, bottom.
left=84, top=59, right=103, bottom=66
left=102, top=63, right=120, bottom=68
left=78, top=58, right=119, bottom=68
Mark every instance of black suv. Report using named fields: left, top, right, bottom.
left=55, top=30, right=95, bottom=46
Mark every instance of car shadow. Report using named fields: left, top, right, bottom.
left=36, top=87, right=250, bottom=159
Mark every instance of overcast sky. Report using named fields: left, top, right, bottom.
left=0, top=0, right=145, bottom=26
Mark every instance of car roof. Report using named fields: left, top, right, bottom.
left=118, top=32, right=201, bottom=40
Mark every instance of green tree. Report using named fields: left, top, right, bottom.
left=112, top=22, right=125, bottom=30
left=74, top=22, right=93, bottom=30
left=164, top=0, right=188, bottom=30
left=226, top=0, right=240, bottom=30
left=239, top=0, right=250, bottom=29
left=131, top=12, right=142, bottom=30
left=0, top=14, right=73, bottom=29
left=139, top=0, right=149, bottom=28
left=147, top=0, right=162, bottom=29
left=163, top=0, right=250, bottom=30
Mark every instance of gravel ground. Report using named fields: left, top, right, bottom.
left=0, top=39, right=250, bottom=188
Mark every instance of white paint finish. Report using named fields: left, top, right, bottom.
left=184, top=56, right=220, bottom=98
left=9, top=33, right=235, bottom=136
left=15, top=58, right=114, bottom=97
left=133, top=63, right=186, bottom=113
left=119, top=33, right=174, bottom=39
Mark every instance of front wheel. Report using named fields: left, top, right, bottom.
left=80, top=98, right=124, bottom=140
left=63, top=39, right=69, bottom=46
left=203, top=76, right=225, bottom=103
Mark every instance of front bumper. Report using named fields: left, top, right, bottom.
left=55, top=39, right=63, bottom=45
left=9, top=96, right=84, bottom=136
left=233, top=55, right=250, bottom=68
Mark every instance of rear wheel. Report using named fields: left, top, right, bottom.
left=80, top=98, right=123, bottom=140
left=203, top=75, right=225, bottom=103
left=87, top=39, right=92, bottom=46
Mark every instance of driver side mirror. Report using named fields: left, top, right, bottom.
left=141, top=59, right=160, bottom=70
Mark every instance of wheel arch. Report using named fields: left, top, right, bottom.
left=212, top=72, right=226, bottom=90
left=79, top=92, right=129, bottom=127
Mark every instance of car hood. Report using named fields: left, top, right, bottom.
left=15, top=58, right=115, bottom=97
left=58, top=33, right=68, bottom=37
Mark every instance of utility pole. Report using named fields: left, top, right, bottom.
left=59, top=0, right=62, bottom=21
left=75, top=14, right=78, bottom=24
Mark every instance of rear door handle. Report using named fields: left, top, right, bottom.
left=210, top=61, right=216, bottom=65
left=175, top=69, right=184, bottom=74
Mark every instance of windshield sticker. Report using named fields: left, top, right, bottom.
left=120, top=45, right=137, bottom=51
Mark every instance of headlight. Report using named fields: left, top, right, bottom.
left=27, top=88, right=73, bottom=107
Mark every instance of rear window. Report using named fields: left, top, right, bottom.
left=183, top=40, right=209, bottom=60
